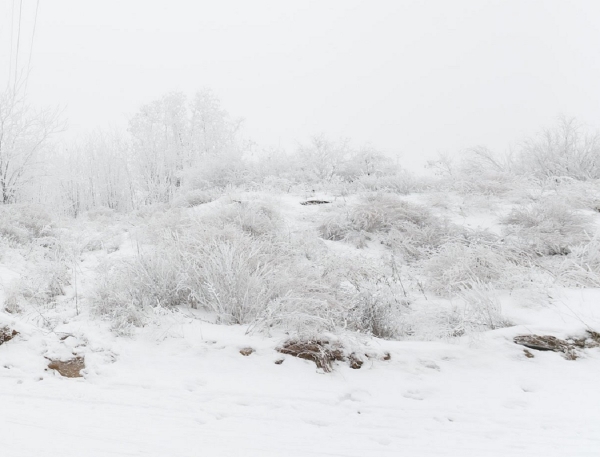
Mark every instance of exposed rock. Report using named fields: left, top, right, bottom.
left=0, top=327, right=18, bottom=345
left=300, top=200, right=331, bottom=206
left=348, top=353, right=364, bottom=370
left=514, top=335, right=571, bottom=352
left=239, top=347, right=254, bottom=356
left=514, top=331, right=600, bottom=361
left=277, top=339, right=344, bottom=372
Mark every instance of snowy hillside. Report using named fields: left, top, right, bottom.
left=2, top=183, right=600, bottom=456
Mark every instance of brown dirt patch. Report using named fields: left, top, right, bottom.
left=239, top=347, right=254, bottom=356
left=48, top=357, right=85, bottom=378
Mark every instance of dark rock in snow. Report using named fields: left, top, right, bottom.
left=0, top=327, right=18, bottom=345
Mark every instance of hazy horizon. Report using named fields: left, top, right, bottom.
left=2, top=0, right=600, bottom=169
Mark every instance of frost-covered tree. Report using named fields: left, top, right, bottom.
left=128, top=90, right=243, bottom=203
left=56, top=131, right=135, bottom=215
left=296, top=136, right=395, bottom=183
left=519, top=117, right=600, bottom=180
left=0, top=87, right=61, bottom=203
left=296, top=135, right=351, bottom=182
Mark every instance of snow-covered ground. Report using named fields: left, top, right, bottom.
left=2, top=190, right=600, bottom=456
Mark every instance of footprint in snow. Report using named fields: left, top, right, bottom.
left=403, top=389, right=425, bottom=401
left=338, top=389, right=371, bottom=403
left=304, top=418, right=330, bottom=427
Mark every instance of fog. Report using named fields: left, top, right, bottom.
left=2, top=0, right=600, bottom=168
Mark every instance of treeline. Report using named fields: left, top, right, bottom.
left=2, top=88, right=402, bottom=216
left=2, top=85, right=600, bottom=217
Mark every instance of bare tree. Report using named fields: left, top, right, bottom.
left=0, top=87, right=62, bottom=203
left=128, top=90, right=243, bottom=203
left=520, top=117, right=600, bottom=180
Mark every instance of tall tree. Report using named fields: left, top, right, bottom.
left=128, top=90, right=243, bottom=203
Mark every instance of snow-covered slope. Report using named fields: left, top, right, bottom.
left=1, top=190, right=600, bottom=456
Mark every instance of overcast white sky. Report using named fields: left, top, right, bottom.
left=2, top=0, right=600, bottom=169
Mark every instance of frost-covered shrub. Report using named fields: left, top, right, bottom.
left=319, top=194, right=437, bottom=244
left=91, top=249, right=189, bottom=334
left=396, top=283, right=512, bottom=340
left=427, top=147, right=525, bottom=197
left=382, top=220, right=463, bottom=261
left=196, top=200, right=283, bottom=239
left=91, top=216, right=332, bottom=330
left=354, top=172, right=421, bottom=195
left=83, top=206, right=116, bottom=221
left=501, top=199, right=594, bottom=256
left=452, top=172, right=521, bottom=197
left=516, top=117, right=600, bottom=181
left=183, top=155, right=249, bottom=190
left=424, top=242, right=519, bottom=297
left=539, top=177, right=600, bottom=211
left=0, top=203, right=53, bottom=244
left=451, top=283, right=512, bottom=334
left=452, top=147, right=522, bottom=196
left=4, top=253, right=70, bottom=314
left=550, top=235, right=600, bottom=287
left=342, top=278, right=410, bottom=339
left=183, top=233, right=289, bottom=324
left=259, top=175, right=294, bottom=193
left=319, top=193, right=459, bottom=259
left=172, top=189, right=220, bottom=208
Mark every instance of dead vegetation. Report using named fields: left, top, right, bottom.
left=47, top=356, right=86, bottom=378
left=514, top=331, right=600, bottom=360
left=0, top=326, right=18, bottom=345
left=277, top=339, right=346, bottom=372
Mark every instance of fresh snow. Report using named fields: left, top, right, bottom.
left=1, top=191, right=600, bottom=456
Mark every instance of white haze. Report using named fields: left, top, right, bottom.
left=2, top=0, right=600, bottom=166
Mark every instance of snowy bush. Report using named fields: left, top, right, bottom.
left=319, top=194, right=437, bottom=245
left=207, top=200, right=283, bottom=239
left=91, top=215, right=328, bottom=330
left=183, top=232, right=289, bottom=324
left=354, top=172, right=423, bottom=195
left=4, top=245, right=71, bottom=316
left=172, top=188, right=220, bottom=207
left=319, top=193, right=461, bottom=259
left=91, top=248, right=189, bottom=334
left=182, top=155, right=249, bottom=190
left=396, top=283, right=512, bottom=340
left=501, top=198, right=594, bottom=256
left=450, top=283, right=512, bottom=334
left=341, top=275, right=410, bottom=339
left=424, top=242, right=520, bottom=297
left=516, top=117, right=600, bottom=181
left=550, top=235, right=600, bottom=287
left=0, top=203, right=53, bottom=244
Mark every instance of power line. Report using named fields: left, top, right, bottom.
left=7, top=0, right=15, bottom=90
left=13, top=0, right=23, bottom=94
left=24, top=0, right=40, bottom=95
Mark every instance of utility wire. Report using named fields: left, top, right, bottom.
left=7, top=0, right=15, bottom=90
left=24, top=0, right=40, bottom=95
left=13, top=0, right=24, bottom=94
